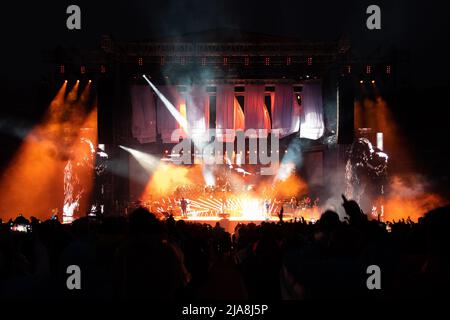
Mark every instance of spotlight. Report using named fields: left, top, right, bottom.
left=64, top=80, right=68, bottom=83
left=371, top=80, right=376, bottom=84
left=360, top=80, right=364, bottom=84
left=143, top=75, right=188, bottom=131
left=88, top=80, right=92, bottom=83
left=119, top=146, right=160, bottom=173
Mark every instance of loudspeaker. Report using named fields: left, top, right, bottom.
left=337, top=77, right=355, bottom=144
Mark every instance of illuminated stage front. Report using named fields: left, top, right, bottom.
left=173, top=207, right=320, bottom=234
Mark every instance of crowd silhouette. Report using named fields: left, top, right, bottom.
left=1, top=197, right=449, bottom=300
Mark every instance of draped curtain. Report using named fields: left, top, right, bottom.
left=186, top=85, right=209, bottom=144
left=292, top=93, right=301, bottom=133
left=130, top=85, right=157, bottom=143
left=132, top=83, right=323, bottom=144
left=262, top=103, right=272, bottom=131
left=216, top=84, right=235, bottom=142
left=300, top=82, right=324, bottom=140
left=244, top=85, right=266, bottom=130
left=156, top=85, right=184, bottom=143
left=234, top=97, right=245, bottom=131
left=272, top=84, right=294, bottom=137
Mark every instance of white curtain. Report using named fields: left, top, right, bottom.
left=300, top=82, right=324, bottom=140
left=130, top=85, right=157, bottom=143
left=292, top=93, right=301, bottom=134
left=273, top=84, right=294, bottom=137
left=156, top=85, right=183, bottom=143
left=186, top=85, right=209, bottom=144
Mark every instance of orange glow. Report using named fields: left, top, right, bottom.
left=140, top=164, right=204, bottom=199
left=254, top=174, right=308, bottom=199
left=0, top=83, right=97, bottom=221
left=139, top=160, right=309, bottom=219
left=354, top=96, right=413, bottom=171
left=140, top=164, right=308, bottom=202
left=67, top=80, right=79, bottom=102
left=379, top=176, right=449, bottom=222
left=66, top=105, right=98, bottom=218
left=383, top=193, right=446, bottom=222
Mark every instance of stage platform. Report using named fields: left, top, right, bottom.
left=173, top=212, right=318, bottom=233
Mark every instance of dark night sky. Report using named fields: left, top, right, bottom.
left=1, top=0, right=449, bottom=87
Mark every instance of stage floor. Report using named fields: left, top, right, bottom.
left=173, top=213, right=315, bottom=233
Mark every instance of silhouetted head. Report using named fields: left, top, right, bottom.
left=423, top=206, right=450, bottom=254
left=319, top=210, right=341, bottom=232
left=128, top=207, right=161, bottom=235
left=71, top=217, right=90, bottom=237
left=13, top=215, right=30, bottom=225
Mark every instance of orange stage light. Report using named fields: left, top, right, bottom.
left=0, top=83, right=97, bottom=221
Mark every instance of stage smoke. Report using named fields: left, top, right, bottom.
left=275, top=138, right=302, bottom=182
left=0, top=81, right=96, bottom=221
left=143, top=75, right=188, bottom=131
left=119, top=145, right=160, bottom=173
left=381, top=175, right=449, bottom=222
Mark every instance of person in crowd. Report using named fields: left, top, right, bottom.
left=1, top=197, right=449, bottom=300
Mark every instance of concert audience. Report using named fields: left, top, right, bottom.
left=0, top=199, right=449, bottom=300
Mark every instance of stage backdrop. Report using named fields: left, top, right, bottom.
left=130, top=85, right=157, bottom=143
left=131, top=83, right=325, bottom=143
left=300, top=82, right=324, bottom=140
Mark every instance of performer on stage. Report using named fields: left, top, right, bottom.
left=180, top=197, right=188, bottom=218
left=221, top=197, right=227, bottom=215
left=264, top=200, right=271, bottom=220
left=278, top=205, right=284, bottom=222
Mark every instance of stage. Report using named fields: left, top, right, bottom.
left=172, top=207, right=321, bottom=233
